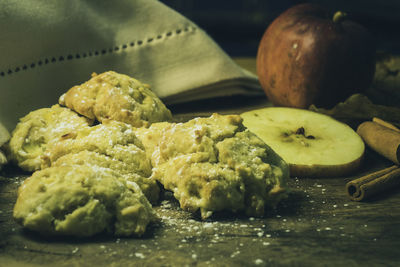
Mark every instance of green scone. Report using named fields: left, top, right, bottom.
left=14, top=164, right=158, bottom=237
left=59, top=71, right=172, bottom=127
left=8, top=104, right=92, bottom=172
left=42, top=120, right=160, bottom=204
left=136, top=113, right=289, bottom=219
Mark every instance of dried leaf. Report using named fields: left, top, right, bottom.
left=309, top=94, right=400, bottom=125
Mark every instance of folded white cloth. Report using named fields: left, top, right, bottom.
left=0, top=0, right=261, bottom=131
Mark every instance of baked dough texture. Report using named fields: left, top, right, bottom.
left=52, top=150, right=159, bottom=204
left=42, top=120, right=160, bottom=204
left=135, top=113, right=289, bottom=219
left=13, top=164, right=158, bottom=237
left=59, top=71, right=172, bottom=127
left=8, top=104, right=92, bottom=172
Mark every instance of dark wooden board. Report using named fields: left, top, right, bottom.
left=1, top=96, right=400, bottom=267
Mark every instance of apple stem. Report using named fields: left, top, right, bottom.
left=332, top=11, right=347, bottom=23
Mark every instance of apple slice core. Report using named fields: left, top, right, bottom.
left=241, top=107, right=365, bottom=177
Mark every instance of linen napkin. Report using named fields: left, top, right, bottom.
left=0, top=0, right=262, bottom=132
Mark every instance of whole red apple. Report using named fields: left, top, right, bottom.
left=256, top=3, right=376, bottom=108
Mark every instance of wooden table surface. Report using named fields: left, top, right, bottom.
left=1, top=60, right=400, bottom=267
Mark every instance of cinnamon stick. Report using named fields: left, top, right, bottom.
left=357, top=120, right=400, bottom=164
left=346, top=165, right=400, bottom=201
left=372, top=117, right=400, bottom=132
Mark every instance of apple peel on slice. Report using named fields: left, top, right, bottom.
left=241, top=107, right=365, bottom=178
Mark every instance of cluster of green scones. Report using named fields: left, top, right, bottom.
left=6, top=71, right=289, bottom=237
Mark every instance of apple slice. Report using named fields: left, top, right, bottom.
left=241, top=107, right=365, bottom=177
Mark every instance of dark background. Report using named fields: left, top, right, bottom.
left=160, top=0, right=400, bottom=57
